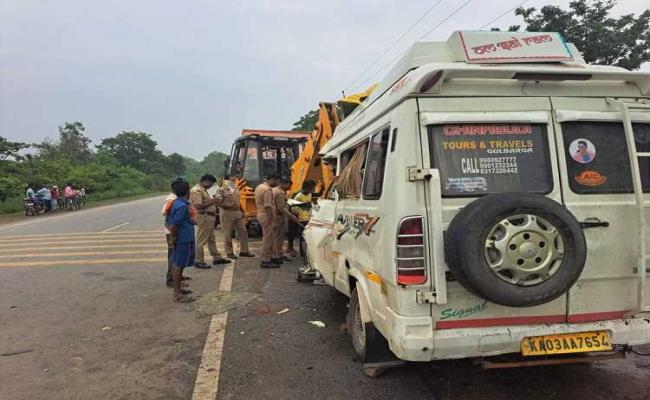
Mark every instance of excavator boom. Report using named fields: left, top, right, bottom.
left=290, top=103, right=339, bottom=196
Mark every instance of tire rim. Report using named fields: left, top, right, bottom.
left=484, top=213, right=564, bottom=286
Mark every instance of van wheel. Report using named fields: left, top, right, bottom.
left=445, top=193, right=587, bottom=307
left=347, top=288, right=367, bottom=360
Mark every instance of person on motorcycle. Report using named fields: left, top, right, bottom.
left=50, top=186, right=60, bottom=210
left=36, top=186, right=52, bottom=212
left=64, top=183, right=76, bottom=210
left=25, top=186, right=35, bottom=200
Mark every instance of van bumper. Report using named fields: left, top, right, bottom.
left=383, top=308, right=650, bottom=361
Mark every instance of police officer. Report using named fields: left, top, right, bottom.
left=272, top=178, right=299, bottom=263
left=218, top=175, right=255, bottom=259
left=190, top=174, right=231, bottom=269
left=254, top=174, right=281, bottom=268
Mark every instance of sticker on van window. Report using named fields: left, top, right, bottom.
left=575, top=170, right=607, bottom=187
left=568, top=138, right=596, bottom=164
left=445, top=177, right=488, bottom=193
left=429, top=123, right=552, bottom=196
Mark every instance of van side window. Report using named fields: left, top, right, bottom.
left=363, top=129, right=390, bottom=199
left=334, top=142, right=368, bottom=199
left=428, top=123, right=553, bottom=196
left=561, top=122, right=650, bottom=194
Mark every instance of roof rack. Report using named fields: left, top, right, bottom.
left=415, top=66, right=650, bottom=96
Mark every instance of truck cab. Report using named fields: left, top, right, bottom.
left=226, top=129, right=308, bottom=233
left=303, top=30, right=650, bottom=374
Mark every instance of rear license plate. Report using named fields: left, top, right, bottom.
left=521, top=331, right=612, bottom=356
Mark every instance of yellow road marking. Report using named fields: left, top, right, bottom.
left=0, top=230, right=161, bottom=240
left=2, top=249, right=164, bottom=258
left=0, top=234, right=163, bottom=244
left=0, top=258, right=167, bottom=268
left=0, top=238, right=164, bottom=248
left=0, top=244, right=167, bottom=253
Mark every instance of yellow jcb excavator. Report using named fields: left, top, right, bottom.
left=223, top=85, right=377, bottom=235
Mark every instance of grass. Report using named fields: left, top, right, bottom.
left=0, top=191, right=166, bottom=226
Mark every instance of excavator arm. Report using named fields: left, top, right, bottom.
left=289, top=84, right=378, bottom=197
left=290, top=102, right=339, bottom=196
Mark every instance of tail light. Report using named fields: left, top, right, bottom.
left=396, top=216, right=426, bottom=285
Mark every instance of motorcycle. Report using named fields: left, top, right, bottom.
left=23, top=198, right=45, bottom=216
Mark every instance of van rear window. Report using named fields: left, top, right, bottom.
left=561, top=122, right=650, bottom=194
left=428, top=123, right=552, bottom=197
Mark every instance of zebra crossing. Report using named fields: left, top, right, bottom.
left=0, top=230, right=167, bottom=269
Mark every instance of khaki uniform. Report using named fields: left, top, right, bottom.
left=218, top=182, right=249, bottom=255
left=272, top=186, right=289, bottom=258
left=255, top=182, right=276, bottom=262
left=190, top=184, right=223, bottom=263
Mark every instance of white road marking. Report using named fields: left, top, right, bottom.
left=192, top=260, right=235, bottom=400
left=101, top=222, right=131, bottom=232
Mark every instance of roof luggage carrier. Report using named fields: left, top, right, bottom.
left=418, top=67, right=650, bottom=95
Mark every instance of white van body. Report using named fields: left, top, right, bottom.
left=304, top=31, right=650, bottom=364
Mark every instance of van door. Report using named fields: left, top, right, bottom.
left=418, top=97, right=569, bottom=327
left=305, top=190, right=339, bottom=286
left=551, top=97, right=650, bottom=320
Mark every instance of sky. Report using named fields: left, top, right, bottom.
left=1, top=0, right=649, bottom=160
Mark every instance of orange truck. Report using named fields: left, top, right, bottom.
left=224, top=129, right=309, bottom=235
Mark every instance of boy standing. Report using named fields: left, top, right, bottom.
left=167, top=181, right=197, bottom=302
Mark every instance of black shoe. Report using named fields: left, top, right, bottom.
left=239, top=252, right=255, bottom=257
left=261, top=261, right=280, bottom=268
left=227, top=253, right=238, bottom=259
left=194, top=262, right=211, bottom=269
left=271, top=257, right=283, bottom=265
left=213, top=258, right=232, bottom=265
left=166, top=281, right=173, bottom=287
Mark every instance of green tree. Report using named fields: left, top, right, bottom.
left=39, top=122, right=93, bottom=163
left=0, top=137, right=29, bottom=206
left=96, top=131, right=168, bottom=175
left=504, top=0, right=649, bottom=70
left=292, top=109, right=318, bottom=132
left=166, top=152, right=187, bottom=176
left=0, top=136, right=28, bottom=161
left=199, top=151, right=229, bottom=177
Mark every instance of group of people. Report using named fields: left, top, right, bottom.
left=162, top=174, right=315, bottom=302
left=25, top=183, right=86, bottom=212
left=255, top=175, right=314, bottom=269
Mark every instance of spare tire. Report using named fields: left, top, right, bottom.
left=445, top=193, right=586, bottom=307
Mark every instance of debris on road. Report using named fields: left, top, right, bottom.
left=309, top=320, right=325, bottom=328
left=101, top=326, right=112, bottom=331
left=276, top=308, right=290, bottom=315
left=255, top=304, right=272, bottom=315
left=194, top=290, right=259, bottom=315
left=1, top=349, right=33, bottom=357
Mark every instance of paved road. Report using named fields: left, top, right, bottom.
left=1, top=196, right=649, bottom=400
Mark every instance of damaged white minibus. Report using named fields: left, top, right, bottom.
left=303, top=30, right=650, bottom=376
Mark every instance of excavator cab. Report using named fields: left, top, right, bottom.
left=226, top=130, right=309, bottom=235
